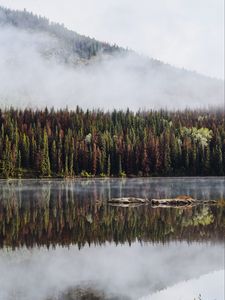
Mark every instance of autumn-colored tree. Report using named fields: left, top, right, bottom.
left=0, top=107, right=224, bottom=178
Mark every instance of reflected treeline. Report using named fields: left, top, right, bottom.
left=0, top=179, right=224, bottom=249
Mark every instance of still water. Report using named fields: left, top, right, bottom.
left=0, top=178, right=224, bottom=300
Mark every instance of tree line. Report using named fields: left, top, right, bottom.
left=0, top=107, right=224, bottom=178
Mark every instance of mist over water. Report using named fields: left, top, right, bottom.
left=0, top=242, right=223, bottom=300
left=142, top=270, right=224, bottom=300
left=1, top=177, right=224, bottom=202
left=0, top=25, right=224, bottom=111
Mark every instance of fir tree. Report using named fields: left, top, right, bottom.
left=40, top=129, right=51, bottom=176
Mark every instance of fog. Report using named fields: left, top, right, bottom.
left=2, top=177, right=225, bottom=201
left=0, top=179, right=224, bottom=299
left=0, top=25, right=223, bottom=111
left=142, top=270, right=224, bottom=300
left=0, top=242, right=223, bottom=300
left=1, top=0, right=224, bottom=79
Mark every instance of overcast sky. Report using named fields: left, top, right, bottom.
left=0, top=0, right=224, bottom=79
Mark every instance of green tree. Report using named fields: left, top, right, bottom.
left=40, top=129, right=51, bottom=176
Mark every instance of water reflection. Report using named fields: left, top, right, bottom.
left=0, top=242, right=223, bottom=300
left=142, top=270, right=224, bottom=300
left=0, top=178, right=224, bottom=300
left=0, top=178, right=224, bottom=248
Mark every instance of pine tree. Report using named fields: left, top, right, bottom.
left=162, top=131, right=171, bottom=175
left=212, top=135, right=223, bottom=175
left=64, top=155, right=69, bottom=176
left=17, top=150, right=22, bottom=177
left=50, top=140, right=57, bottom=174
left=1, top=135, right=14, bottom=178
left=118, top=154, right=122, bottom=176
left=40, top=129, right=51, bottom=176
left=142, top=143, right=149, bottom=176
left=69, top=152, right=74, bottom=176
left=203, top=145, right=210, bottom=175
left=0, top=107, right=223, bottom=178
left=21, top=133, right=30, bottom=168
left=92, top=142, right=97, bottom=175
left=107, top=155, right=111, bottom=177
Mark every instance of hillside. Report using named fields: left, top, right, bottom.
left=0, top=6, right=224, bottom=110
left=0, top=6, right=122, bottom=65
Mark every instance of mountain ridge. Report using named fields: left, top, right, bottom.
left=1, top=5, right=222, bottom=80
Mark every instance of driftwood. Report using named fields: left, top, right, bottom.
left=151, top=195, right=196, bottom=208
left=201, top=200, right=217, bottom=205
left=151, top=196, right=194, bottom=207
left=108, top=203, right=147, bottom=208
left=151, top=204, right=193, bottom=209
left=107, top=195, right=218, bottom=208
left=108, top=197, right=149, bottom=205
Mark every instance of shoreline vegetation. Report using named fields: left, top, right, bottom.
left=0, top=107, right=224, bottom=179
left=1, top=174, right=225, bottom=180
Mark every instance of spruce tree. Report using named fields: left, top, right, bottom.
left=40, top=129, right=51, bottom=176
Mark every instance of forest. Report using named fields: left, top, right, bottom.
left=0, top=107, right=224, bottom=178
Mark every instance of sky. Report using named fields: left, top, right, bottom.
left=0, top=0, right=224, bottom=79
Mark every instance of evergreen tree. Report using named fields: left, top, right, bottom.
left=0, top=107, right=223, bottom=178
left=107, top=155, right=111, bottom=177
left=40, top=129, right=51, bottom=176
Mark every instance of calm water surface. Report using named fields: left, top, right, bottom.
left=0, top=178, right=224, bottom=300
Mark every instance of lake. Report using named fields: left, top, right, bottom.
left=0, top=178, right=224, bottom=300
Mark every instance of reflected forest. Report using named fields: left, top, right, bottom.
left=0, top=179, right=224, bottom=249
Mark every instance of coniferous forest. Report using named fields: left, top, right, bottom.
left=0, top=107, right=224, bottom=178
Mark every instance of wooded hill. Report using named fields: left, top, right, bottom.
left=0, top=6, right=223, bottom=110
left=0, top=6, right=121, bottom=63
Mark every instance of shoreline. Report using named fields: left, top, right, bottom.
left=0, top=176, right=224, bottom=181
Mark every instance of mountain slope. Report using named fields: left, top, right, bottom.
left=0, top=6, right=224, bottom=110
left=0, top=6, right=122, bottom=65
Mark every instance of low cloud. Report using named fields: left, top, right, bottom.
left=0, top=242, right=223, bottom=300
left=0, top=25, right=224, bottom=111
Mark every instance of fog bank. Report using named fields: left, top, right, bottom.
left=0, top=242, right=223, bottom=300
left=142, top=270, right=224, bottom=300
left=0, top=25, right=224, bottom=111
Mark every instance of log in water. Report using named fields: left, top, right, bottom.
left=108, top=197, right=150, bottom=204
left=108, top=195, right=218, bottom=208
